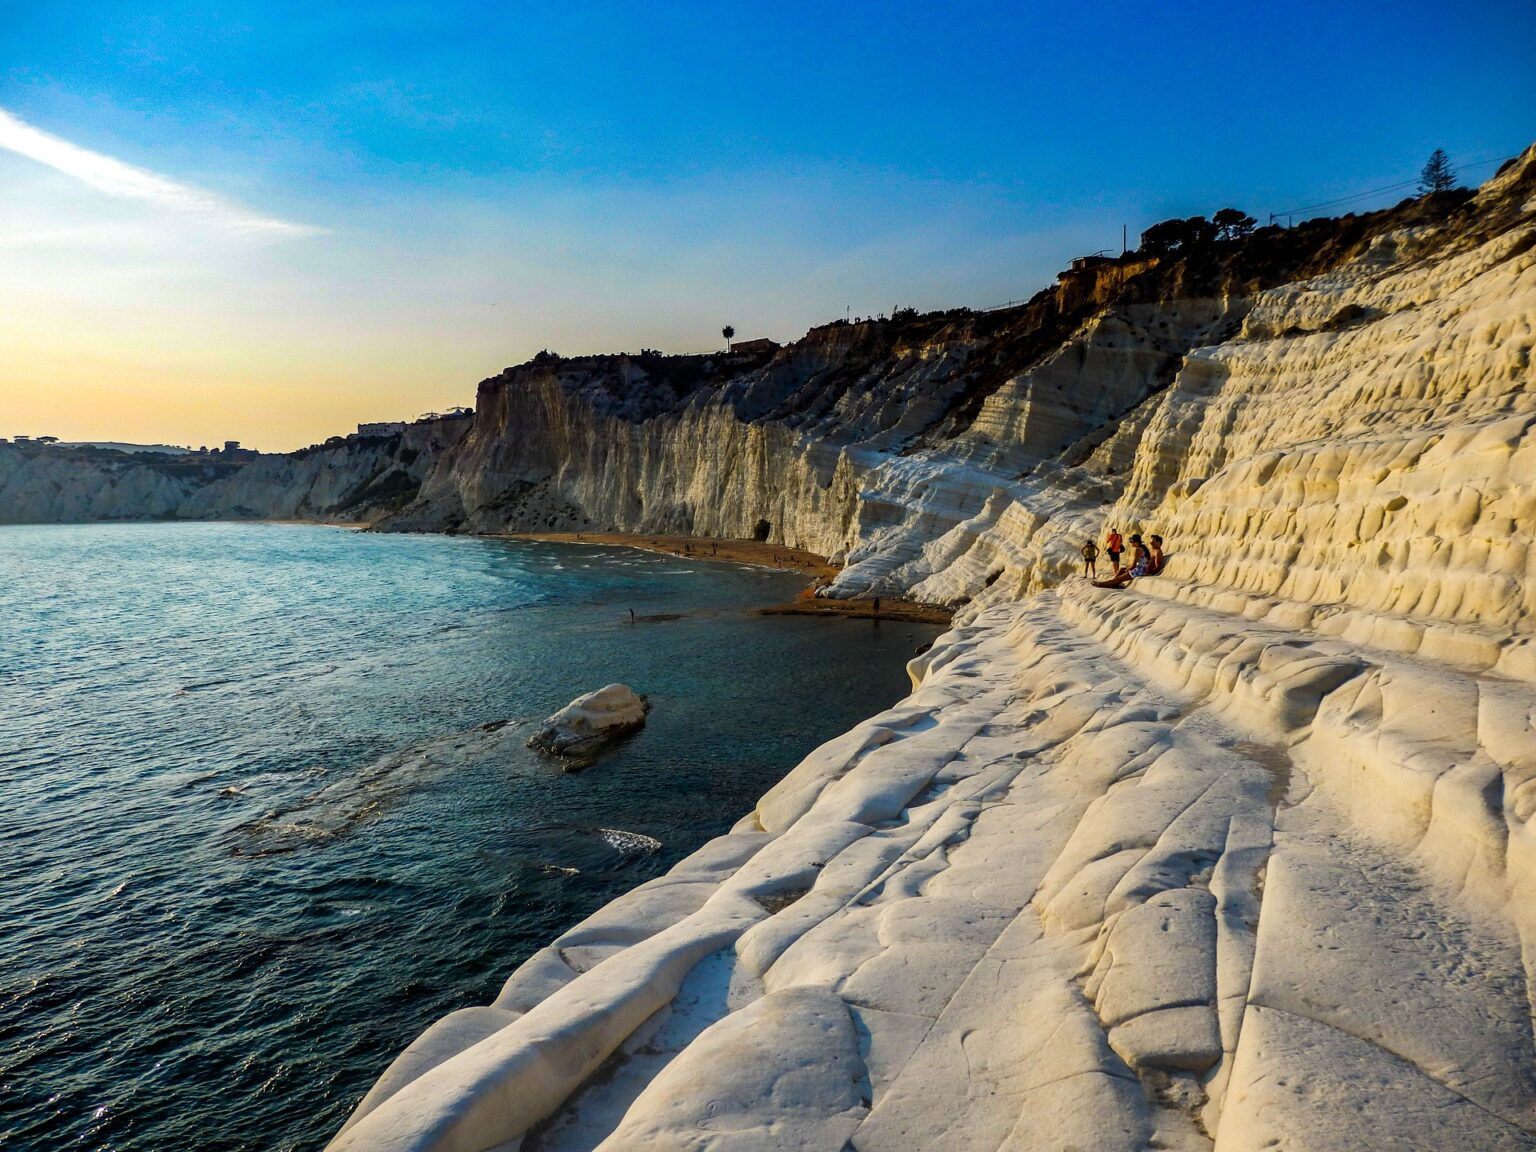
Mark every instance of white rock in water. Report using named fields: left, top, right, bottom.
left=526, top=684, right=649, bottom=757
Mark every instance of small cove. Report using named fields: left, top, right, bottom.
left=0, top=522, right=940, bottom=1151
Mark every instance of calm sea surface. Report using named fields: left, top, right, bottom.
left=0, top=523, right=939, bottom=1151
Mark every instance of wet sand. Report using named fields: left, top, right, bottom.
left=500, top=532, right=838, bottom=577
left=757, top=596, right=953, bottom=625
left=499, top=532, right=953, bottom=624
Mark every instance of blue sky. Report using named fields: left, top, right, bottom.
left=3, top=1, right=1533, bottom=448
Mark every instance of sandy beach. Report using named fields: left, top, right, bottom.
left=498, top=531, right=953, bottom=623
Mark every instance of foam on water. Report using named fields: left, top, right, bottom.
left=0, top=522, right=938, bottom=1151
left=594, top=828, right=664, bottom=854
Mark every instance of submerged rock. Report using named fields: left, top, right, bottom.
left=526, top=684, right=649, bottom=758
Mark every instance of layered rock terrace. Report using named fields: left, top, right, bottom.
left=8, top=149, right=1535, bottom=1152
left=323, top=151, right=1536, bottom=1152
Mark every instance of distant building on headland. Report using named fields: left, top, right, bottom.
left=1067, top=254, right=1115, bottom=273
left=197, top=441, right=258, bottom=461
left=357, top=421, right=408, bottom=437
left=412, top=407, right=474, bottom=423
left=729, top=337, right=779, bottom=355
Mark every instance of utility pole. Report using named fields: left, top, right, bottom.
left=1122, top=224, right=1127, bottom=256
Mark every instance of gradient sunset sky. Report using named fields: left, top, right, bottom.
left=3, top=1, right=1533, bottom=451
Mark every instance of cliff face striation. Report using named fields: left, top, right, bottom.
left=9, top=149, right=1534, bottom=1151
left=322, top=150, right=1536, bottom=1151
left=0, top=417, right=471, bottom=525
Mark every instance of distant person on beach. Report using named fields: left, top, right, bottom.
left=1093, top=533, right=1152, bottom=589
left=1105, top=528, right=1124, bottom=572
left=1080, top=540, right=1099, bottom=577
left=873, top=597, right=881, bottom=618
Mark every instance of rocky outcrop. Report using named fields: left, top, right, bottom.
left=527, top=685, right=650, bottom=759
left=327, top=149, right=1536, bottom=1151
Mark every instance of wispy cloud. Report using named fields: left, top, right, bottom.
left=0, top=107, right=323, bottom=237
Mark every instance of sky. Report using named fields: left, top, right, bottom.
left=2, top=2, right=1533, bottom=451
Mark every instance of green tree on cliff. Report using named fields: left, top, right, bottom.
left=1213, top=208, right=1257, bottom=241
left=1419, top=149, right=1457, bottom=194
left=1139, top=217, right=1211, bottom=255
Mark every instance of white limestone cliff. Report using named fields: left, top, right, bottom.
left=326, top=149, right=1536, bottom=1151
left=0, top=417, right=469, bottom=525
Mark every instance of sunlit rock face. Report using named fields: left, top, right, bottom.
left=326, top=152, right=1536, bottom=1152
left=6, top=149, right=1532, bottom=1151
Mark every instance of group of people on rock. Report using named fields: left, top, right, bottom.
left=1080, top=527, right=1164, bottom=588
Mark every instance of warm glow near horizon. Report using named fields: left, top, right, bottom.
left=3, top=2, right=1531, bottom=451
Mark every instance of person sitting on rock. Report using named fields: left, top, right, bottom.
left=1093, top=533, right=1152, bottom=589
left=1080, top=539, right=1100, bottom=577
left=1147, top=534, right=1165, bottom=575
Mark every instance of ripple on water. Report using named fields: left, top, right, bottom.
left=0, top=522, right=939, bottom=1151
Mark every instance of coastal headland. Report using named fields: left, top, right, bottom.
left=320, top=148, right=1536, bottom=1152
left=5, top=148, right=1534, bottom=1151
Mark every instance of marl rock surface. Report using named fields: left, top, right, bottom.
left=0, top=417, right=470, bottom=525
left=11, top=148, right=1536, bottom=1152
left=326, top=150, right=1536, bottom=1151
left=527, top=684, right=650, bottom=759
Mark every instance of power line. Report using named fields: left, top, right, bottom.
left=1269, top=153, right=1513, bottom=221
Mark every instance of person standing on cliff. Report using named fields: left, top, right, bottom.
left=1080, top=539, right=1100, bottom=577
left=1105, top=528, right=1124, bottom=572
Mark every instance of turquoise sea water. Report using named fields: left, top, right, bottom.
left=0, top=523, right=939, bottom=1151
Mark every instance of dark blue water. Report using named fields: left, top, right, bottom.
left=0, top=523, right=939, bottom=1151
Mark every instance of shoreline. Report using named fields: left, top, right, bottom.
left=497, top=531, right=838, bottom=577
left=497, top=531, right=953, bottom=623
left=756, top=597, right=954, bottom=624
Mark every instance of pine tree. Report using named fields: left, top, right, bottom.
left=1212, top=208, right=1257, bottom=241
left=1419, top=149, right=1457, bottom=194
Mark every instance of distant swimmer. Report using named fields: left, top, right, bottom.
left=1080, top=539, right=1100, bottom=577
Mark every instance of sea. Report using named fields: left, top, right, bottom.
left=0, top=522, right=940, bottom=1151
